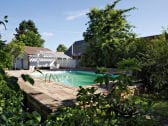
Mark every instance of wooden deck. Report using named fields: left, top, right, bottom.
left=6, top=70, right=78, bottom=118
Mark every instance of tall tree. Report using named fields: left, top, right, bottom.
left=56, top=44, right=67, bottom=52
left=133, top=31, right=168, bottom=96
left=0, top=16, right=12, bottom=68
left=14, top=20, right=44, bottom=47
left=0, top=16, right=8, bottom=49
left=82, top=0, right=136, bottom=67
left=8, top=40, right=25, bottom=69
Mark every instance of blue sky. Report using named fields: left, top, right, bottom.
left=0, top=0, right=168, bottom=51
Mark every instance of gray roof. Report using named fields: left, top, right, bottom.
left=24, top=46, right=52, bottom=55
left=65, top=40, right=86, bottom=57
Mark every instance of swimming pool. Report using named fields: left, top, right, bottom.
left=32, top=70, right=117, bottom=87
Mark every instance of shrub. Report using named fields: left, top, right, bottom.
left=0, top=68, right=41, bottom=125
left=135, top=32, right=168, bottom=98
left=45, top=69, right=160, bottom=126
left=0, top=80, right=24, bottom=125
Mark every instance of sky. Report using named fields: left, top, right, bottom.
left=0, top=0, right=168, bottom=51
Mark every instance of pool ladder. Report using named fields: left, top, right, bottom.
left=44, top=73, right=59, bottom=82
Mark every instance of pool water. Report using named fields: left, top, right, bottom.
left=32, top=70, right=117, bottom=87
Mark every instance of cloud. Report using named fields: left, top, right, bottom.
left=66, top=9, right=89, bottom=21
left=42, top=32, right=54, bottom=37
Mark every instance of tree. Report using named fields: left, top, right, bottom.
left=133, top=31, right=168, bottom=97
left=81, top=0, right=136, bottom=67
left=0, top=16, right=7, bottom=30
left=56, top=44, right=67, bottom=52
left=14, top=20, right=44, bottom=47
left=0, top=16, right=12, bottom=68
left=8, top=40, right=25, bottom=69
left=0, top=16, right=8, bottom=49
left=0, top=45, right=12, bottom=68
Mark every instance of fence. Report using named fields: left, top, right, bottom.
left=57, top=59, right=78, bottom=68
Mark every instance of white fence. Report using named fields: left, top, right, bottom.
left=57, top=59, right=77, bottom=68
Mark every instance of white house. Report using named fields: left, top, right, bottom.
left=14, top=46, right=77, bottom=70
left=15, top=46, right=57, bottom=70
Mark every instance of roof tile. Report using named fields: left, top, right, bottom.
left=24, top=46, right=52, bottom=55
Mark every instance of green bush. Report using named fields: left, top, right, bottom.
left=0, top=68, right=42, bottom=125
left=0, top=67, right=161, bottom=126
left=0, top=81, right=24, bottom=125
left=134, top=32, right=168, bottom=98
left=45, top=86, right=160, bottom=126
left=95, top=67, right=107, bottom=74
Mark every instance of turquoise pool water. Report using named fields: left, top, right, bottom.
left=32, top=70, right=117, bottom=87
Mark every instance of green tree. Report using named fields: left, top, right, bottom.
left=56, top=44, right=67, bottom=52
left=0, top=16, right=12, bottom=68
left=0, top=16, right=8, bottom=49
left=0, top=17, right=41, bottom=125
left=8, top=40, right=25, bottom=69
left=131, top=31, right=168, bottom=97
left=14, top=20, right=44, bottom=47
left=82, top=0, right=136, bottom=67
left=0, top=45, right=12, bottom=68
left=0, top=16, right=7, bottom=29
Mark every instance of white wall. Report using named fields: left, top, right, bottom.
left=23, top=53, right=29, bottom=69
left=15, top=58, right=22, bottom=69
left=29, top=56, right=56, bottom=70
left=15, top=53, right=76, bottom=70
left=57, top=59, right=77, bottom=68
left=14, top=53, right=28, bottom=69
